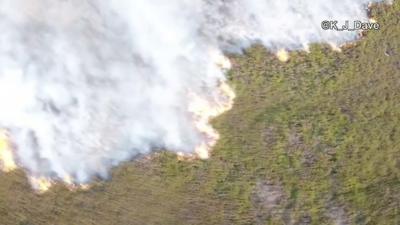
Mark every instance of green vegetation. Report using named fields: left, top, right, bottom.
left=0, top=2, right=399, bottom=225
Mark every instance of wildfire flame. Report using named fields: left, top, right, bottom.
left=63, top=175, right=91, bottom=191
left=186, top=52, right=236, bottom=159
left=188, top=81, right=235, bottom=159
left=29, top=177, right=53, bottom=193
left=29, top=175, right=90, bottom=193
left=329, top=42, right=342, bottom=52
left=276, top=49, right=290, bottom=62
left=0, top=51, right=236, bottom=192
left=0, top=130, right=17, bottom=172
left=369, top=18, right=377, bottom=23
left=0, top=129, right=90, bottom=193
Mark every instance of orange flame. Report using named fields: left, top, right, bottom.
left=63, top=175, right=91, bottom=191
left=29, top=177, right=53, bottom=193
left=328, top=42, right=342, bottom=52
left=0, top=130, right=54, bottom=194
left=1, top=51, right=236, bottom=191
left=0, top=130, right=17, bottom=172
left=276, top=49, right=290, bottom=62
left=187, top=52, right=236, bottom=159
left=29, top=174, right=91, bottom=194
left=189, top=81, right=235, bottom=159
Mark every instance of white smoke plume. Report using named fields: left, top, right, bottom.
left=0, top=0, right=384, bottom=186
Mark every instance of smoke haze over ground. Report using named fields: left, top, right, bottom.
left=0, top=0, right=384, bottom=185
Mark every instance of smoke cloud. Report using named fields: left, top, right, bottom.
left=0, top=0, right=383, bottom=184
